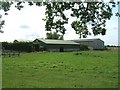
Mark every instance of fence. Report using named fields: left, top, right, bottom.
left=1, top=50, right=20, bottom=57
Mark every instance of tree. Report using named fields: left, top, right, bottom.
left=43, top=1, right=119, bottom=38
left=70, top=2, right=114, bottom=38
left=0, top=1, right=13, bottom=32
left=43, top=2, right=69, bottom=37
left=0, top=15, right=5, bottom=33
left=46, top=32, right=63, bottom=40
left=0, top=1, right=119, bottom=39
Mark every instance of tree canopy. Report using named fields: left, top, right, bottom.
left=46, top=32, right=63, bottom=40
left=0, top=1, right=119, bottom=38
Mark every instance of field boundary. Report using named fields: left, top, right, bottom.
left=1, top=50, right=20, bottom=57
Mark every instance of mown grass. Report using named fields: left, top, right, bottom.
left=2, top=49, right=118, bottom=88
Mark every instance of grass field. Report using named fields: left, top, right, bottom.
left=2, top=49, right=118, bottom=88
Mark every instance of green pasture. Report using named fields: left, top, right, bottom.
left=2, top=49, right=118, bottom=88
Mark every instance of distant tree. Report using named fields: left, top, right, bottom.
left=13, top=40, right=18, bottom=43
left=46, top=32, right=63, bottom=40
left=46, top=32, right=53, bottom=39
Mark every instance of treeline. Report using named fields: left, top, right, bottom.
left=2, top=42, right=34, bottom=52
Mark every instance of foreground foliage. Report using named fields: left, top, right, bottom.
left=0, top=1, right=120, bottom=38
left=3, top=49, right=118, bottom=88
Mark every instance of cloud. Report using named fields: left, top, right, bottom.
left=0, top=4, right=46, bottom=42
left=20, top=25, right=30, bottom=29
left=25, top=33, right=40, bottom=40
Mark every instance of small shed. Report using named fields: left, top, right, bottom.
left=71, top=38, right=105, bottom=50
left=33, top=39, right=80, bottom=52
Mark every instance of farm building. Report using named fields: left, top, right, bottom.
left=71, top=38, right=105, bottom=50
left=13, top=39, right=32, bottom=43
left=33, top=39, right=80, bottom=52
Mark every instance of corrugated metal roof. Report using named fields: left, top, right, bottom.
left=71, top=38, right=103, bottom=42
left=36, top=39, right=80, bottom=45
left=15, top=39, right=32, bottom=42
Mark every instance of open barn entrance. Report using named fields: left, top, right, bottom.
left=34, top=44, right=40, bottom=51
left=60, top=47, right=64, bottom=52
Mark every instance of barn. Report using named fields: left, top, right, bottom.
left=71, top=38, right=105, bottom=50
left=33, top=39, right=80, bottom=52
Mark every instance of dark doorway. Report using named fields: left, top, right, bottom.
left=60, top=47, right=64, bottom=52
left=34, top=44, right=40, bottom=51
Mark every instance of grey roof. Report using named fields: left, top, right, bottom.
left=71, top=38, right=103, bottom=42
left=35, top=39, right=80, bottom=45
left=14, top=39, right=32, bottom=42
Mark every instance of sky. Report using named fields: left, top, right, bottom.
left=0, top=2, right=119, bottom=46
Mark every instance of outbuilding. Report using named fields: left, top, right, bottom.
left=71, top=38, right=105, bottom=50
left=33, top=39, right=80, bottom=52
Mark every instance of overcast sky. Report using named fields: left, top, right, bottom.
left=0, top=2, right=119, bottom=46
